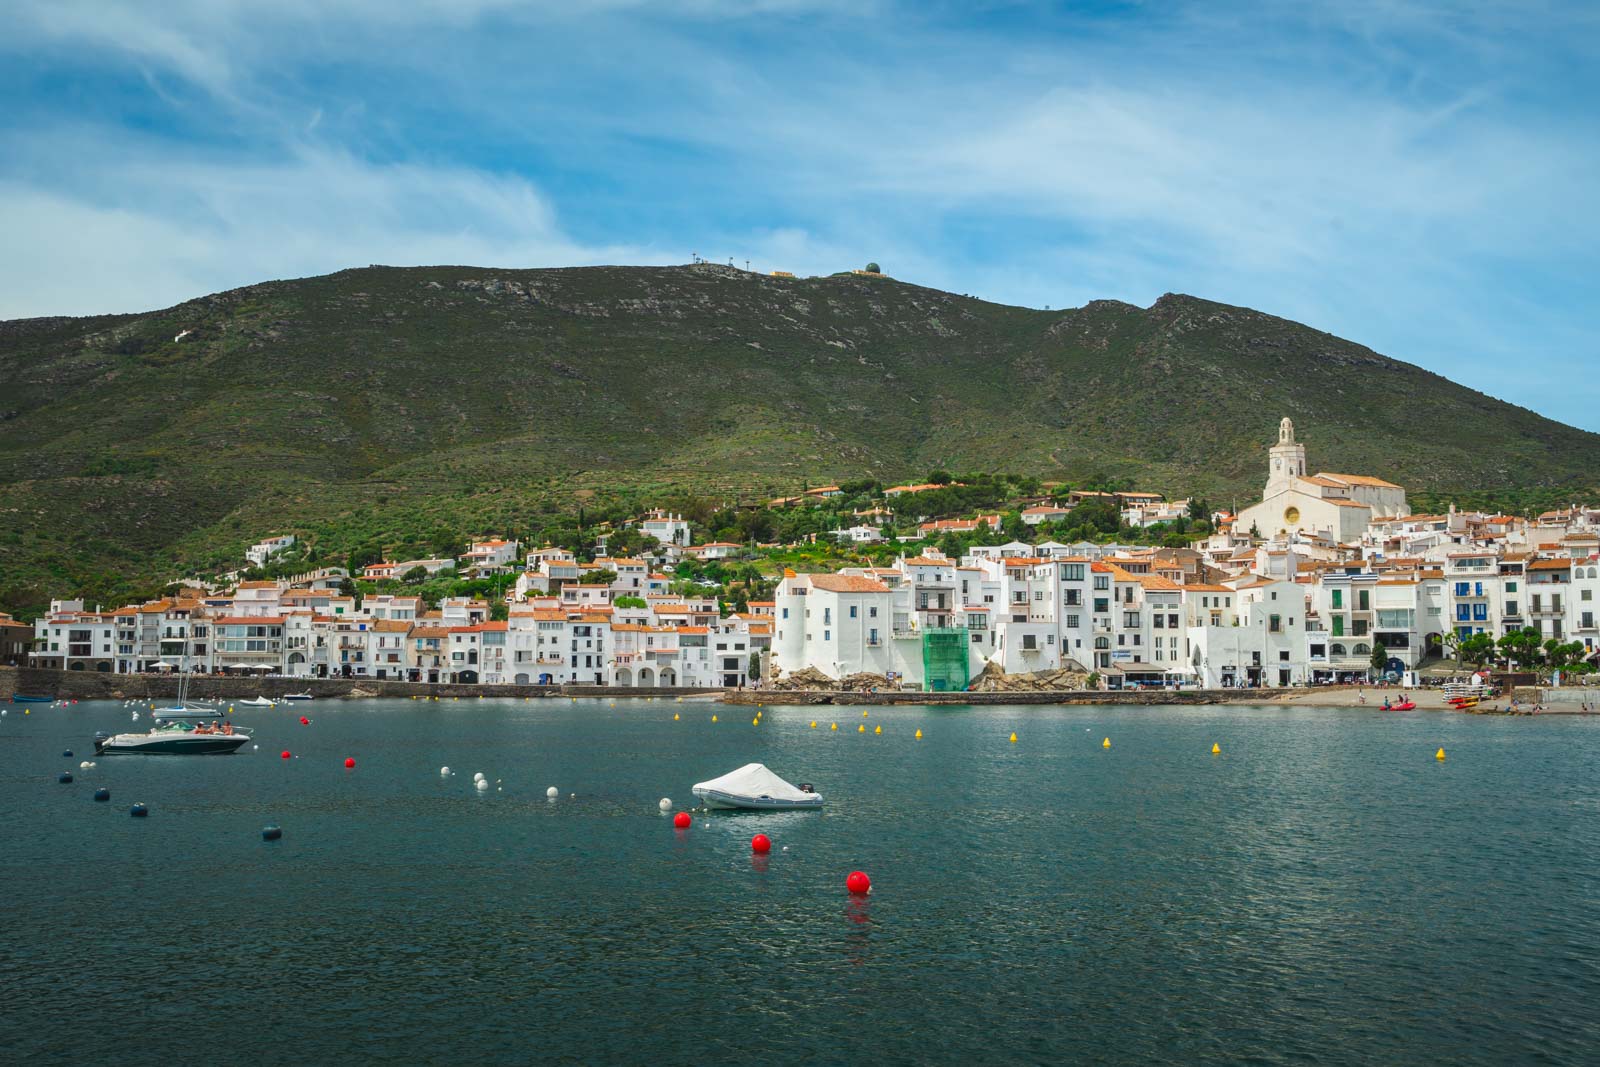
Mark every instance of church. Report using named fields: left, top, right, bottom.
left=1233, top=418, right=1408, bottom=543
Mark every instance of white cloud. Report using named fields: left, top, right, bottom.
left=0, top=144, right=669, bottom=318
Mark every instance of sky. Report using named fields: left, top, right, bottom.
left=3, top=1, right=1598, bottom=427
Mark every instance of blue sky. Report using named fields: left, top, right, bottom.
left=4, top=1, right=1598, bottom=428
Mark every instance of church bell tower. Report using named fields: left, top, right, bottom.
left=1268, top=417, right=1306, bottom=492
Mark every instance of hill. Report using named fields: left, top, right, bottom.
left=2, top=262, right=1596, bottom=608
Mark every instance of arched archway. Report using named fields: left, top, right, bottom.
left=639, top=667, right=655, bottom=686
left=658, top=667, right=676, bottom=687
left=69, top=662, right=84, bottom=671
left=615, top=667, right=633, bottom=687
left=456, top=669, right=479, bottom=684
left=1331, top=644, right=1347, bottom=657
left=514, top=673, right=530, bottom=685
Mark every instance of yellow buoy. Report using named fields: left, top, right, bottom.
left=915, top=729, right=922, bottom=739
left=874, top=725, right=881, bottom=735
left=858, top=724, right=865, bottom=733
left=711, top=714, right=718, bottom=723
left=1103, top=737, right=1111, bottom=749
left=862, top=710, right=869, bottom=718
left=810, top=721, right=817, bottom=728
left=673, top=713, right=680, bottom=721
left=1212, top=743, right=1221, bottom=754
left=830, top=722, right=838, bottom=731
left=1436, top=747, right=1446, bottom=760
left=1009, top=732, right=1017, bottom=743
left=752, top=717, right=759, bottom=725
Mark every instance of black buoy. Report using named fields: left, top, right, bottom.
left=261, top=825, right=283, bottom=841
left=63, top=750, right=74, bottom=758
left=58, top=772, right=74, bottom=784
left=94, top=787, right=111, bottom=802
left=130, top=803, right=149, bottom=818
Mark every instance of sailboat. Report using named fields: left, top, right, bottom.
left=151, top=629, right=211, bottom=722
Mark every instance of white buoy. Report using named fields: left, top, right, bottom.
left=80, top=761, right=90, bottom=769
left=659, top=798, right=673, bottom=812
left=473, top=772, right=486, bottom=782
left=476, top=778, right=490, bottom=791
left=546, top=786, right=559, bottom=798
left=440, top=766, right=451, bottom=776
left=253, top=744, right=259, bottom=750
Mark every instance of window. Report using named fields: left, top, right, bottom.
left=1094, top=598, right=1109, bottom=614
left=1506, top=581, right=1519, bottom=593
left=869, top=606, right=878, bottom=618
left=1269, top=614, right=1281, bottom=633
left=1093, top=576, right=1109, bottom=590
left=824, top=607, right=832, bottom=625
left=1065, top=614, right=1079, bottom=628
left=849, top=606, right=857, bottom=619
left=1473, top=582, right=1484, bottom=598
left=1168, top=613, right=1179, bottom=629
left=1332, top=589, right=1343, bottom=609
left=1454, top=582, right=1469, bottom=597
left=824, top=630, right=831, bottom=641
left=1358, top=590, right=1370, bottom=611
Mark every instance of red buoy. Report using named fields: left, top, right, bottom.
left=846, top=870, right=871, bottom=894
left=280, top=750, right=291, bottom=760
left=344, top=757, right=356, bottom=769
left=751, top=833, right=772, bottom=854
left=673, top=811, right=691, bottom=829
left=299, top=716, right=309, bottom=725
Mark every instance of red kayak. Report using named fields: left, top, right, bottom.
left=1389, top=701, right=1416, bottom=711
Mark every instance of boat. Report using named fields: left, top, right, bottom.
left=12, top=694, right=55, bottom=703
left=94, top=722, right=252, bottom=755
left=1387, top=700, right=1416, bottom=711
left=281, top=692, right=314, bottom=702
left=692, top=763, right=823, bottom=811
left=151, top=632, right=211, bottom=720
left=236, top=696, right=276, bottom=708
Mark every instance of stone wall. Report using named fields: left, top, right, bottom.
left=724, top=688, right=1231, bottom=706
left=0, top=666, right=715, bottom=702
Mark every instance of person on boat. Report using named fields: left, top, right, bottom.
left=192, top=721, right=210, bottom=734
left=221, top=721, right=234, bottom=735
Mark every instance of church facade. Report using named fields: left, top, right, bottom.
left=1234, top=419, right=1408, bottom=543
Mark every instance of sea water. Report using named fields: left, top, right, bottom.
left=3, top=699, right=1597, bottom=1065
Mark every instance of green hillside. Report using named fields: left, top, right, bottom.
left=2, top=262, right=1595, bottom=609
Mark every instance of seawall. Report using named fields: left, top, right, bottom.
left=723, top=688, right=1234, bottom=706
left=0, top=666, right=717, bottom=702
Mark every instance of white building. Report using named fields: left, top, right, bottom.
left=1234, top=418, right=1408, bottom=543
left=246, top=534, right=296, bottom=567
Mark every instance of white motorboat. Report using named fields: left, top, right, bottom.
left=281, top=692, right=314, bottom=702
left=236, top=696, right=276, bottom=707
left=692, top=763, right=823, bottom=810
left=94, top=722, right=252, bottom=755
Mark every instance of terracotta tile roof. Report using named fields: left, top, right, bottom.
left=214, top=616, right=285, bottom=625
left=811, top=574, right=891, bottom=593
left=1317, top=472, right=1402, bottom=489
left=1529, top=558, right=1572, bottom=570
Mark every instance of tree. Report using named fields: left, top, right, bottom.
left=1460, top=632, right=1496, bottom=669
left=1188, top=498, right=1209, bottom=522
left=1370, top=643, right=1390, bottom=678
left=927, top=470, right=952, bottom=486
left=1497, top=627, right=1542, bottom=672
left=614, top=595, right=647, bottom=609
left=748, top=652, right=762, bottom=682
left=401, top=565, right=429, bottom=584
left=348, top=543, right=383, bottom=573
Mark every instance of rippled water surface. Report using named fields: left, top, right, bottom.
left=4, top=698, right=1598, bottom=1065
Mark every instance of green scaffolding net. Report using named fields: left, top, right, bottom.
left=921, top=627, right=970, bottom=692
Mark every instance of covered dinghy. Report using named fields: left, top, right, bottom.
left=692, top=762, right=823, bottom=810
